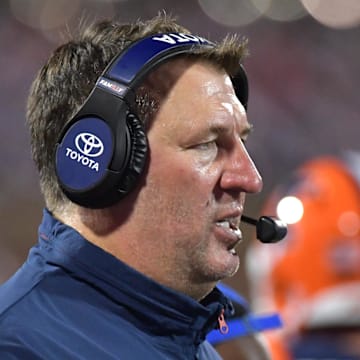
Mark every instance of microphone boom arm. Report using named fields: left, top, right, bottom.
left=241, top=215, right=287, bottom=243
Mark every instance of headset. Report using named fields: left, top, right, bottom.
left=55, top=32, right=249, bottom=209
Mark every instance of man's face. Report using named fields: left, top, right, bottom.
left=130, top=59, right=262, bottom=298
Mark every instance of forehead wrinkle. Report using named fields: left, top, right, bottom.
left=200, top=76, right=235, bottom=99
left=220, top=101, right=234, bottom=117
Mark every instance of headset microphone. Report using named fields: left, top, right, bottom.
left=241, top=215, right=287, bottom=243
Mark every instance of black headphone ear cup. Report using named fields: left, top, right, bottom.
left=55, top=116, right=115, bottom=201
left=116, top=112, right=148, bottom=196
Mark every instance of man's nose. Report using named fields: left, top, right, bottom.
left=220, top=142, right=263, bottom=194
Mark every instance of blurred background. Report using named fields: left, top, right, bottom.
left=0, top=0, right=359, bottom=300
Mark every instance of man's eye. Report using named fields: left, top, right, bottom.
left=194, top=141, right=217, bottom=150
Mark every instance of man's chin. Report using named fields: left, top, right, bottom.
left=204, top=256, right=240, bottom=283
left=217, top=252, right=240, bottom=278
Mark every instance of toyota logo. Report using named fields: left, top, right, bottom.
left=75, top=132, right=104, bottom=157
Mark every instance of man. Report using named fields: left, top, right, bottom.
left=0, top=14, right=263, bottom=359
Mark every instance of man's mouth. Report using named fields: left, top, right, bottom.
left=216, top=219, right=243, bottom=245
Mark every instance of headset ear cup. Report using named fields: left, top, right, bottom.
left=117, top=113, right=148, bottom=196
left=55, top=116, right=116, bottom=207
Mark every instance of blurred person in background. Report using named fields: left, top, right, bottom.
left=247, top=151, right=360, bottom=359
left=0, top=12, right=275, bottom=359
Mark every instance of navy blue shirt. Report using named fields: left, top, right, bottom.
left=0, top=210, right=231, bottom=359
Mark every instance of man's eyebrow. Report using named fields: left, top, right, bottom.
left=207, top=122, right=254, bottom=137
left=208, top=124, right=230, bottom=136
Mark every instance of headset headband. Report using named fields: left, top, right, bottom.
left=96, top=32, right=248, bottom=109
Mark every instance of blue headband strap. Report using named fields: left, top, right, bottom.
left=97, top=32, right=214, bottom=95
left=95, top=32, right=248, bottom=109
